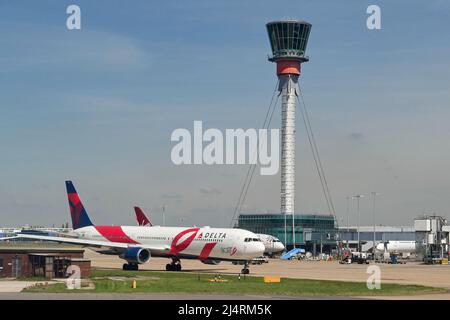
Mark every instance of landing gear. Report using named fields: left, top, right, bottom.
left=166, top=258, right=182, bottom=271
left=123, top=263, right=139, bottom=271
left=241, top=261, right=250, bottom=275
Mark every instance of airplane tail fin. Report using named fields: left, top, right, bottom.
left=134, top=207, right=152, bottom=226
left=66, top=181, right=94, bottom=230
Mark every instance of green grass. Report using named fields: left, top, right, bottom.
left=23, top=268, right=446, bottom=296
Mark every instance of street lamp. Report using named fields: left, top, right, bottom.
left=371, top=192, right=380, bottom=260
left=346, top=196, right=350, bottom=249
left=162, top=205, right=166, bottom=227
left=284, top=213, right=287, bottom=250
left=352, top=194, right=365, bottom=252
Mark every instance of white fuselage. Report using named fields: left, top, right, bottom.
left=375, top=241, right=416, bottom=254
left=73, top=225, right=265, bottom=261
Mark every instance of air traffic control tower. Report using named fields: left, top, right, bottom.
left=266, top=20, right=312, bottom=219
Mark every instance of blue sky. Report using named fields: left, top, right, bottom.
left=1, top=0, right=450, bottom=227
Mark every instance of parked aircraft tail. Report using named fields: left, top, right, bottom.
left=66, top=181, right=94, bottom=230
left=134, top=206, right=152, bottom=226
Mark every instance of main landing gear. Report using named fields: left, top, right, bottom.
left=123, top=263, right=139, bottom=271
left=241, top=261, right=250, bottom=275
left=166, top=258, right=182, bottom=271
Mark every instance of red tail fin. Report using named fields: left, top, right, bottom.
left=134, top=207, right=152, bottom=226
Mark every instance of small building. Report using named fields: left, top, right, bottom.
left=0, top=247, right=91, bottom=279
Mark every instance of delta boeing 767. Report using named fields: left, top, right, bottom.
left=4, top=181, right=265, bottom=274
left=134, top=207, right=285, bottom=256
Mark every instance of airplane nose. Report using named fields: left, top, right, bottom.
left=277, top=243, right=285, bottom=251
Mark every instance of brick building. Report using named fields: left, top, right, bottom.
left=0, top=247, right=91, bottom=279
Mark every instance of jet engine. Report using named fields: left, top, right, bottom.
left=120, top=247, right=151, bottom=264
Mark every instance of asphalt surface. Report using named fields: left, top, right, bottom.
left=2, top=245, right=450, bottom=300
left=85, top=250, right=450, bottom=290
left=0, top=292, right=366, bottom=300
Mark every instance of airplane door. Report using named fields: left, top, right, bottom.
left=241, top=236, right=247, bottom=254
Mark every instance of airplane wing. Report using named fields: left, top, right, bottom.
left=0, top=236, right=18, bottom=241
left=6, top=234, right=170, bottom=253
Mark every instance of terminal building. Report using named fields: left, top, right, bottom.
left=237, top=213, right=337, bottom=253
left=339, top=226, right=415, bottom=242
left=414, top=215, right=450, bottom=263
left=338, top=225, right=415, bottom=251
left=237, top=213, right=420, bottom=254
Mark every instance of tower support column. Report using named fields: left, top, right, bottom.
left=279, top=75, right=298, bottom=248
left=279, top=75, right=298, bottom=217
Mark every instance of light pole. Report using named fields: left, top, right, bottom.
left=292, top=213, right=296, bottom=249
left=352, top=194, right=365, bottom=252
left=281, top=192, right=287, bottom=250
left=371, top=192, right=380, bottom=260
left=346, top=196, right=350, bottom=249
left=284, top=212, right=287, bottom=250
left=162, top=205, right=166, bottom=227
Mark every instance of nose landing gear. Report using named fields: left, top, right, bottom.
left=166, top=258, right=182, bottom=271
left=241, top=261, right=250, bottom=274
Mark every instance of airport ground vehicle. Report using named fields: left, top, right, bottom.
left=353, top=253, right=370, bottom=264
left=339, top=251, right=370, bottom=264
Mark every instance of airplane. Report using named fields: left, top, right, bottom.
left=134, top=207, right=284, bottom=256
left=2, top=181, right=265, bottom=274
left=257, top=234, right=285, bottom=255
left=375, top=241, right=416, bottom=256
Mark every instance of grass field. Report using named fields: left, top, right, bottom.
left=23, top=268, right=445, bottom=296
